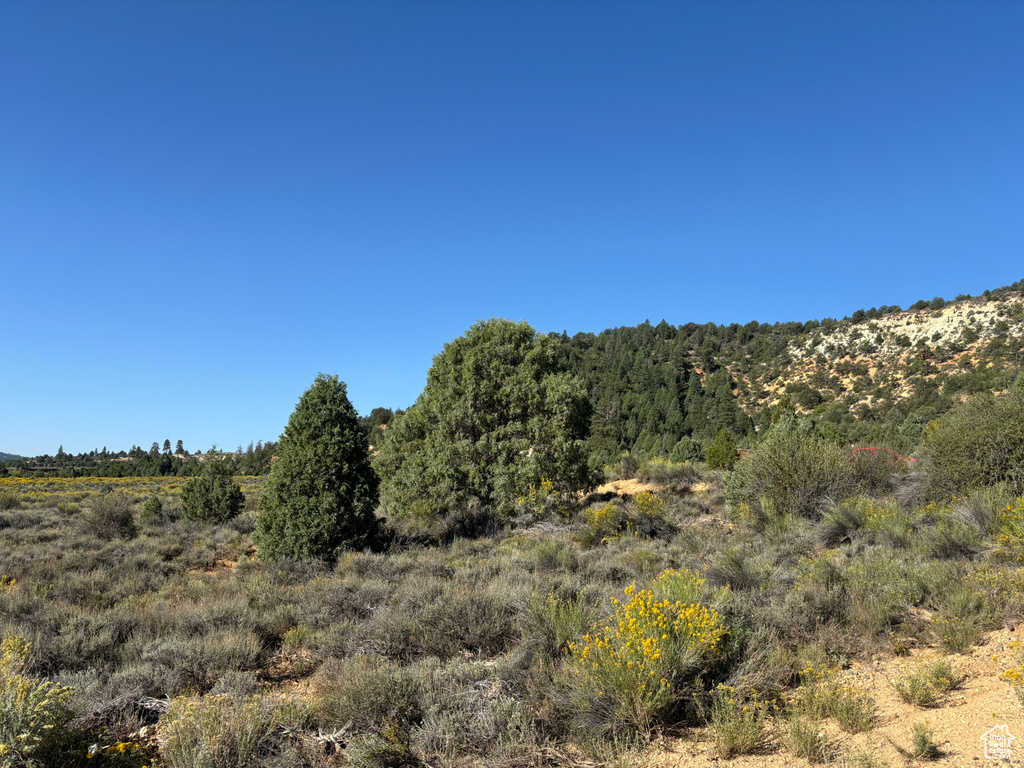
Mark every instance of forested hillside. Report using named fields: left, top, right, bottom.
left=558, top=279, right=1024, bottom=463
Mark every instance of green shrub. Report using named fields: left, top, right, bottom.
left=82, top=492, right=137, bottom=540
left=727, top=420, right=866, bottom=519
left=919, top=383, right=1024, bottom=499
left=0, top=633, right=75, bottom=766
left=705, top=429, right=739, bottom=471
left=376, top=319, right=598, bottom=523
left=140, top=494, right=163, bottom=521
left=0, top=492, right=19, bottom=512
left=182, top=457, right=244, bottom=524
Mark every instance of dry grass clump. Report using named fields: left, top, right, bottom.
left=891, top=659, right=965, bottom=708
left=708, top=685, right=773, bottom=757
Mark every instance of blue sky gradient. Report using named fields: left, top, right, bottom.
left=2, top=2, right=1023, bottom=456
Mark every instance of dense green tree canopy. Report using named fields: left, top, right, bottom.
left=919, top=377, right=1024, bottom=499
left=255, top=374, right=380, bottom=562
left=376, top=319, right=596, bottom=521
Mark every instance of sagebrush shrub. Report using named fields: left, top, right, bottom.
left=525, top=592, right=593, bottom=663
left=892, top=659, right=964, bottom=707
left=158, top=694, right=302, bottom=768
left=82, top=492, right=137, bottom=540
left=727, top=420, right=866, bottom=519
left=313, top=656, right=424, bottom=734
left=708, top=685, right=771, bottom=757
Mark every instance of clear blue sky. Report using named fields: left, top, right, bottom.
left=2, top=2, right=1023, bottom=457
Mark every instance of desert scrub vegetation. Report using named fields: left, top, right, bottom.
left=2, top=438, right=1024, bottom=764
left=792, top=665, right=875, bottom=733
left=1003, top=641, right=1024, bottom=706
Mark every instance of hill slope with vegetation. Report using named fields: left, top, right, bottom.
left=1, top=280, right=1024, bottom=767
left=556, top=279, right=1024, bottom=464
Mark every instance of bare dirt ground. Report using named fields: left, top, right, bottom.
left=643, top=629, right=1024, bottom=767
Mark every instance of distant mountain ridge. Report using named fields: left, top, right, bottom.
left=0, top=453, right=23, bottom=462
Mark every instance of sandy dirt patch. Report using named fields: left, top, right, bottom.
left=643, top=629, right=1024, bottom=767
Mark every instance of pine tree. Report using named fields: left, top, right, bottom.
left=255, top=374, right=380, bottom=562
left=705, top=428, right=739, bottom=470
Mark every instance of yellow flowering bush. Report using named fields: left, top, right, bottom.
left=568, top=573, right=727, bottom=731
left=631, top=491, right=666, bottom=520
left=1003, top=641, right=1024, bottom=706
left=516, top=477, right=567, bottom=518
left=582, top=492, right=671, bottom=544
left=86, top=740, right=149, bottom=767
left=968, top=566, right=1024, bottom=621
left=651, top=567, right=715, bottom=606
left=583, top=503, right=623, bottom=542
left=794, top=665, right=875, bottom=733
left=995, top=498, right=1024, bottom=563
left=0, top=633, right=74, bottom=767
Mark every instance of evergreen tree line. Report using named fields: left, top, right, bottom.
left=3, top=441, right=278, bottom=478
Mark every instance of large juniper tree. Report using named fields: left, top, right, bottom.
left=255, top=374, right=380, bottom=562
left=376, top=319, right=596, bottom=522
